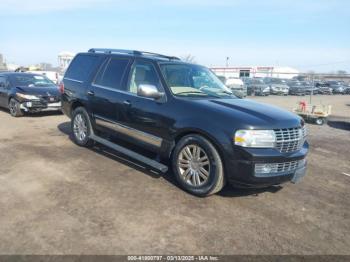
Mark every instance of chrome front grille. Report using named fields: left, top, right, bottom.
left=274, top=127, right=306, bottom=153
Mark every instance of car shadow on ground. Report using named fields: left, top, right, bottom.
left=327, top=115, right=350, bottom=131
left=57, top=121, right=282, bottom=198
left=25, top=110, right=63, bottom=117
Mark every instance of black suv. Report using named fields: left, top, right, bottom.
left=61, top=48, right=308, bottom=196
left=0, top=72, right=61, bottom=117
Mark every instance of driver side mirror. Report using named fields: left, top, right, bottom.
left=137, top=84, right=164, bottom=100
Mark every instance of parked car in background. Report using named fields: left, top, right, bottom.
left=315, top=81, right=333, bottom=95
left=326, top=81, right=347, bottom=94
left=216, top=75, right=226, bottom=84
left=0, top=72, right=61, bottom=117
left=287, top=80, right=306, bottom=96
left=342, top=82, right=350, bottom=94
left=225, top=77, right=247, bottom=98
left=243, top=78, right=270, bottom=96
left=264, top=78, right=289, bottom=95
left=300, top=81, right=319, bottom=95
left=61, top=48, right=308, bottom=196
left=344, top=87, right=350, bottom=94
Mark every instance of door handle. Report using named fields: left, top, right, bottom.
left=123, top=100, right=131, bottom=106
left=87, top=90, right=95, bottom=96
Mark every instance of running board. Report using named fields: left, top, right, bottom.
left=89, top=134, right=168, bottom=173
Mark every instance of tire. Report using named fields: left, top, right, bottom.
left=315, top=118, right=325, bottom=125
left=71, top=107, right=94, bottom=147
left=8, top=98, right=23, bottom=117
left=172, top=134, right=226, bottom=196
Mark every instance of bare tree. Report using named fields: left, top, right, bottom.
left=337, top=70, right=347, bottom=75
left=181, top=54, right=196, bottom=63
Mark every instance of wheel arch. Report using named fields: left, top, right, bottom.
left=70, top=100, right=85, bottom=114
left=170, top=128, right=227, bottom=170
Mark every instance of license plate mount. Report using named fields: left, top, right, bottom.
left=48, top=102, right=61, bottom=107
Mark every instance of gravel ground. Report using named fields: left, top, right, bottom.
left=0, top=95, right=349, bottom=255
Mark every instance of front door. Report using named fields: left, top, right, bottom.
left=119, top=59, right=170, bottom=151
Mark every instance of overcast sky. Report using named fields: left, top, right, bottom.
left=1, top=0, right=349, bottom=72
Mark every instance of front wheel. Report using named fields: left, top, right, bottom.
left=71, top=107, right=94, bottom=147
left=315, top=118, right=325, bottom=125
left=172, top=135, right=226, bottom=196
left=9, top=98, right=24, bottom=117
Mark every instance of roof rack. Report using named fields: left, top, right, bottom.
left=88, top=48, right=181, bottom=61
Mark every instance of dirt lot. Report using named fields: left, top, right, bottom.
left=0, top=95, right=349, bottom=255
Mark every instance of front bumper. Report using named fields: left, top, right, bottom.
left=19, top=100, right=62, bottom=112
left=224, top=143, right=309, bottom=188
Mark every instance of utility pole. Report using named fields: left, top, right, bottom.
left=224, top=57, right=230, bottom=78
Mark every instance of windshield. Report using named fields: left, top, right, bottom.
left=252, top=79, right=265, bottom=84
left=268, top=78, right=287, bottom=84
left=160, top=63, right=236, bottom=99
left=10, top=74, right=55, bottom=87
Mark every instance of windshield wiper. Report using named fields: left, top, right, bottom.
left=176, top=91, right=221, bottom=98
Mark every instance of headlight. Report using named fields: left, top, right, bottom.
left=234, top=130, right=276, bottom=148
left=16, top=93, right=40, bottom=100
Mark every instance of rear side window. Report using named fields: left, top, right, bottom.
left=0, top=76, right=6, bottom=87
left=94, top=58, right=130, bottom=90
left=65, top=54, right=99, bottom=82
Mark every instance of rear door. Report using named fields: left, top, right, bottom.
left=62, top=53, right=102, bottom=116
left=90, top=56, right=132, bottom=126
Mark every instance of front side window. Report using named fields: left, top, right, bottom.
left=128, top=61, right=162, bottom=94
left=160, top=63, right=235, bottom=99
left=94, top=58, right=130, bottom=90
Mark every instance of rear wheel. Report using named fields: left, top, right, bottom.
left=71, top=107, right=94, bottom=147
left=9, top=98, right=23, bottom=117
left=172, top=134, right=226, bottom=196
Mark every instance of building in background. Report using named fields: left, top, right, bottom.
left=0, top=53, right=7, bottom=71
left=211, top=66, right=299, bottom=79
left=58, top=51, right=75, bottom=72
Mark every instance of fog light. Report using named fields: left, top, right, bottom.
left=255, top=164, right=275, bottom=174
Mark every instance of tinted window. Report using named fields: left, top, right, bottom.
left=128, top=61, right=161, bottom=94
left=65, top=54, right=99, bottom=82
left=0, top=76, right=6, bottom=87
left=94, top=58, right=130, bottom=90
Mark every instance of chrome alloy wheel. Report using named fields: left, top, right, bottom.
left=177, top=145, right=210, bottom=186
left=9, top=99, right=18, bottom=115
left=73, top=114, right=88, bottom=141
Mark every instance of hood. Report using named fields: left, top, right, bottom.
left=194, top=98, right=302, bottom=129
left=15, top=85, right=60, bottom=96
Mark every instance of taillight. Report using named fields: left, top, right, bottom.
left=59, top=82, right=64, bottom=94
